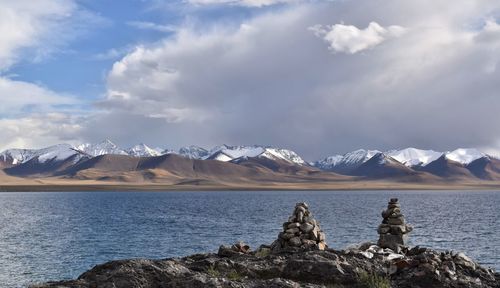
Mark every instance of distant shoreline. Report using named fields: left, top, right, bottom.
left=2, top=182, right=500, bottom=192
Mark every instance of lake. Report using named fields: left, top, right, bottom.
left=0, top=190, right=498, bottom=287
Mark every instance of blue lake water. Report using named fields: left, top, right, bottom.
left=0, top=190, right=499, bottom=287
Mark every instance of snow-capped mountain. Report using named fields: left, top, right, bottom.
left=0, top=144, right=86, bottom=165
left=315, top=147, right=489, bottom=171
left=0, top=148, right=37, bottom=165
left=33, top=144, right=87, bottom=163
left=178, top=145, right=209, bottom=159
left=351, top=152, right=416, bottom=178
left=75, top=140, right=128, bottom=157
left=205, top=145, right=306, bottom=165
left=264, top=148, right=306, bottom=165
left=126, top=144, right=163, bottom=157
left=1, top=140, right=496, bottom=181
left=313, top=149, right=380, bottom=173
left=445, top=148, right=485, bottom=165
left=336, top=149, right=380, bottom=165
left=386, top=148, right=443, bottom=167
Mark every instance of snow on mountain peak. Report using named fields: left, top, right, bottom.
left=0, top=149, right=36, bottom=165
left=313, top=155, right=344, bottom=167
left=342, top=149, right=381, bottom=165
left=126, top=144, right=163, bottom=157
left=0, top=144, right=86, bottom=165
left=75, top=140, right=128, bottom=157
left=205, top=145, right=305, bottom=165
left=264, top=148, right=306, bottom=165
left=313, top=149, right=380, bottom=170
left=178, top=145, right=209, bottom=159
left=386, top=147, right=443, bottom=167
left=445, top=148, right=485, bottom=165
left=207, top=145, right=265, bottom=162
left=35, top=144, right=82, bottom=163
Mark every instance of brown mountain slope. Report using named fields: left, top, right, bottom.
left=62, top=154, right=141, bottom=175
left=350, top=153, right=417, bottom=178
left=58, top=153, right=353, bottom=184
left=232, top=156, right=316, bottom=175
left=5, top=154, right=89, bottom=177
left=418, top=155, right=476, bottom=179
left=231, top=156, right=354, bottom=181
left=60, top=153, right=275, bottom=183
left=466, top=157, right=500, bottom=180
left=136, top=154, right=263, bottom=179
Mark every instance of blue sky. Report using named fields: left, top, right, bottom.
left=1, top=0, right=500, bottom=159
left=10, top=1, right=182, bottom=99
left=5, top=0, right=279, bottom=104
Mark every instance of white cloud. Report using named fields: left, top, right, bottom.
left=127, top=21, right=177, bottom=33
left=187, top=0, right=299, bottom=7
left=0, top=77, right=78, bottom=116
left=0, top=0, right=77, bottom=71
left=81, top=1, right=500, bottom=159
left=1, top=0, right=498, bottom=159
left=310, top=22, right=406, bottom=54
left=0, top=0, right=93, bottom=151
left=0, top=113, right=83, bottom=151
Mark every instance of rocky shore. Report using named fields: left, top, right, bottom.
left=34, top=201, right=499, bottom=288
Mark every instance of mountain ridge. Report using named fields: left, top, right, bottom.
left=2, top=140, right=500, bottom=186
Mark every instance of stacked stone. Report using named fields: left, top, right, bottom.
left=271, top=202, right=327, bottom=252
left=377, top=198, right=413, bottom=253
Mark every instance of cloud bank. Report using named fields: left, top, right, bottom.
left=73, top=0, right=500, bottom=159
left=0, top=0, right=89, bottom=149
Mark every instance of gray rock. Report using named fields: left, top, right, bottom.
left=378, top=226, right=391, bottom=234
left=280, top=233, right=295, bottom=240
left=387, top=217, right=404, bottom=225
left=310, top=226, right=320, bottom=241
left=378, top=234, right=408, bottom=252
left=318, top=232, right=326, bottom=242
left=296, top=202, right=309, bottom=209
left=296, top=211, right=304, bottom=223
left=295, top=206, right=306, bottom=214
left=299, top=223, right=314, bottom=233
left=301, top=239, right=316, bottom=246
left=390, top=225, right=408, bottom=234
left=289, top=237, right=302, bottom=247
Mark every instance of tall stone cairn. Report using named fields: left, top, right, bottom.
left=271, top=202, right=327, bottom=253
left=377, top=198, right=413, bottom=253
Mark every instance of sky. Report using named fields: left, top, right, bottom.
left=1, top=0, right=500, bottom=160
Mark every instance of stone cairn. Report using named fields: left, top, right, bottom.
left=377, top=198, right=413, bottom=253
left=218, top=241, right=252, bottom=257
left=271, top=202, right=327, bottom=252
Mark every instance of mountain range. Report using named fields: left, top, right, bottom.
left=1, top=140, right=500, bottom=190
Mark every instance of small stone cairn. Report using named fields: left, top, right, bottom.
left=218, top=241, right=252, bottom=257
left=271, top=202, right=327, bottom=252
left=377, top=198, right=413, bottom=253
